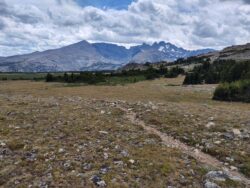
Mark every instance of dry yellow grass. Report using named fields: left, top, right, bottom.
left=0, top=77, right=249, bottom=187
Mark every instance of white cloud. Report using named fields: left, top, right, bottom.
left=0, top=0, right=250, bottom=56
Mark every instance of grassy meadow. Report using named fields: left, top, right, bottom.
left=0, top=77, right=249, bottom=187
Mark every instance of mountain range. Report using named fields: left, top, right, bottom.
left=0, top=40, right=214, bottom=72
left=199, top=43, right=250, bottom=62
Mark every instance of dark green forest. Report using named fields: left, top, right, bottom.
left=183, top=60, right=250, bottom=85
left=45, top=66, right=185, bottom=85
left=182, top=59, right=250, bottom=103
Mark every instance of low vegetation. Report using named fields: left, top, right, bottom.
left=0, top=73, right=48, bottom=81
left=0, top=78, right=248, bottom=187
left=45, top=66, right=185, bottom=85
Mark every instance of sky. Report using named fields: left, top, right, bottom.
left=0, top=0, right=250, bottom=56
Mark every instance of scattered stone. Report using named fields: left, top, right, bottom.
left=97, top=180, right=106, bottom=187
left=205, top=122, right=215, bottom=129
left=204, top=180, right=221, bottom=188
left=114, top=160, right=124, bottom=167
left=225, top=157, right=234, bottom=162
left=151, top=105, right=158, bottom=110
left=230, top=166, right=238, bottom=171
left=240, top=132, right=250, bottom=140
left=114, top=145, right=120, bottom=150
left=103, top=152, right=108, bottom=160
left=83, top=163, right=92, bottom=171
left=214, top=141, right=221, bottom=145
left=206, top=171, right=228, bottom=182
left=100, top=165, right=110, bottom=174
left=25, top=151, right=37, bottom=161
left=129, top=159, right=135, bottom=164
left=0, top=148, right=12, bottom=156
left=58, top=148, right=65, bottom=153
left=99, top=131, right=108, bottom=135
left=63, top=161, right=71, bottom=170
left=0, top=141, right=6, bottom=147
left=222, top=132, right=234, bottom=140
left=194, top=149, right=199, bottom=154
left=208, top=117, right=214, bottom=121
left=100, top=110, right=105, bottom=114
left=120, top=150, right=129, bottom=157
left=91, top=175, right=106, bottom=187
left=232, top=129, right=241, bottom=136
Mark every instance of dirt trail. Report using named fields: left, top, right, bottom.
left=117, top=106, right=250, bottom=186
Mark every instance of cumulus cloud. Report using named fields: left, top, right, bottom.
left=0, top=0, right=250, bottom=56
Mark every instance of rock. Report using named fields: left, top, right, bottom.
left=151, top=105, right=158, bottom=110
left=114, top=161, right=124, bottom=167
left=100, top=110, right=105, bottom=114
left=38, top=181, right=48, bottom=188
left=114, top=145, right=120, bottom=150
left=100, top=165, right=110, bottom=174
left=121, top=150, right=129, bottom=157
left=129, top=159, right=135, bottom=164
left=222, top=132, right=234, bottom=140
left=99, top=131, right=108, bottom=135
left=232, top=129, right=241, bottom=136
left=206, top=171, right=228, bottom=182
left=63, top=161, right=71, bottom=170
left=206, top=122, right=215, bottom=129
left=103, top=152, right=108, bottom=160
left=91, top=175, right=106, bottom=187
left=58, top=148, right=65, bottom=153
left=0, top=141, right=6, bottom=147
left=230, top=166, right=238, bottom=171
left=225, top=157, right=234, bottom=162
left=214, top=141, right=221, bottom=145
left=83, top=163, right=92, bottom=171
left=97, top=180, right=106, bottom=187
left=0, top=148, right=12, bottom=156
left=204, top=180, right=221, bottom=188
left=208, top=117, right=214, bottom=121
left=240, top=132, right=250, bottom=140
left=25, top=151, right=37, bottom=161
left=194, top=149, right=199, bottom=154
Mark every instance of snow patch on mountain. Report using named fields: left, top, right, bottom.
left=0, top=40, right=214, bottom=72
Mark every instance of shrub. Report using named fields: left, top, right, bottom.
left=165, top=66, right=185, bottom=78
left=45, top=73, right=54, bottom=82
left=213, top=80, right=250, bottom=103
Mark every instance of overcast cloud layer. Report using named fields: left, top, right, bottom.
left=0, top=0, right=250, bottom=56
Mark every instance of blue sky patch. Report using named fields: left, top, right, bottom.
left=75, top=0, right=134, bottom=9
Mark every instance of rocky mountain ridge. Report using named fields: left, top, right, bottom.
left=0, top=40, right=213, bottom=72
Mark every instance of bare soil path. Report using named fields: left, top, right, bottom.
left=117, top=105, right=250, bottom=186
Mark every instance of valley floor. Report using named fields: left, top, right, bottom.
left=0, top=77, right=249, bottom=187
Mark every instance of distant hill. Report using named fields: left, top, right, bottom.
left=199, top=43, right=250, bottom=62
left=0, top=40, right=214, bottom=72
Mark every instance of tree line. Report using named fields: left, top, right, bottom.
left=45, top=66, right=185, bottom=84
left=182, top=59, right=250, bottom=103
left=183, top=60, right=250, bottom=85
